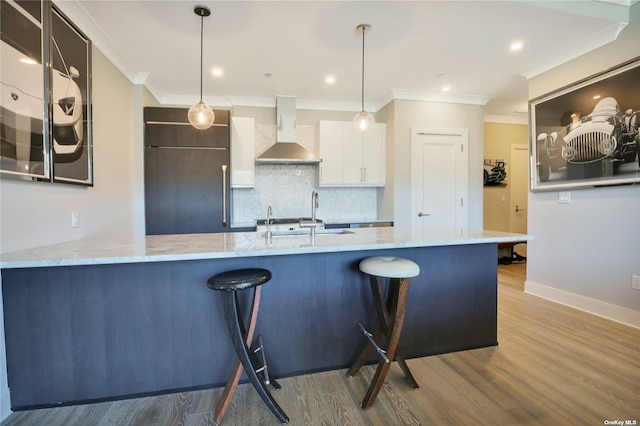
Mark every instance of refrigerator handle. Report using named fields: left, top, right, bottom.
left=222, top=165, right=228, bottom=227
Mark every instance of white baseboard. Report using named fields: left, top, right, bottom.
left=525, top=280, right=640, bottom=329
left=0, top=386, right=11, bottom=422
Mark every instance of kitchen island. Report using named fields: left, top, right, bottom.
left=1, top=227, right=530, bottom=410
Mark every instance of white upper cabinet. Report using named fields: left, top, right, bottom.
left=231, top=117, right=255, bottom=188
left=319, top=120, right=386, bottom=187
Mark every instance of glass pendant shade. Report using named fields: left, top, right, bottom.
left=353, top=110, right=375, bottom=132
left=189, top=6, right=214, bottom=130
left=188, top=101, right=215, bottom=130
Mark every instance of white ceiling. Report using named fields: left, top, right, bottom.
left=55, top=0, right=638, bottom=123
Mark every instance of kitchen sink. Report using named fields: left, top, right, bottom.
left=260, top=229, right=355, bottom=238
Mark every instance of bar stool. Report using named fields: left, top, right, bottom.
left=346, top=256, right=420, bottom=408
left=207, top=268, right=289, bottom=425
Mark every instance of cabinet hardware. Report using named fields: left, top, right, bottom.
left=146, top=121, right=228, bottom=127
left=145, top=145, right=227, bottom=150
left=222, top=165, right=227, bottom=227
left=418, top=212, right=430, bottom=217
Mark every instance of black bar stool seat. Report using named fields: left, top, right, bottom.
left=207, top=268, right=272, bottom=291
left=207, top=268, right=289, bottom=425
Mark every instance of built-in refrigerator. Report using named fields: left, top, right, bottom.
left=144, top=107, right=230, bottom=235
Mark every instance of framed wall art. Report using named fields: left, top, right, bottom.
left=0, top=0, right=49, bottom=180
left=0, top=0, right=93, bottom=185
left=50, top=5, right=93, bottom=184
left=529, top=57, right=640, bottom=191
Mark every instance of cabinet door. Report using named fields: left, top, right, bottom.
left=342, top=124, right=365, bottom=185
left=319, top=121, right=344, bottom=185
left=145, top=147, right=229, bottom=235
left=362, top=123, right=386, bottom=186
left=231, top=117, right=255, bottom=188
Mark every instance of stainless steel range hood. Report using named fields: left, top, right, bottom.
left=255, top=96, right=320, bottom=164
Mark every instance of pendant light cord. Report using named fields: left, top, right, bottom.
left=199, top=14, right=204, bottom=102
left=361, top=26, right=365, bottom=111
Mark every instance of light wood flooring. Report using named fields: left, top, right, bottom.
left=3, top=263, right=639, bottom=425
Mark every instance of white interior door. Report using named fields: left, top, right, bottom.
left=411, top=128, right=468, bottom=229
left=509, top=144, right=529, bottom=236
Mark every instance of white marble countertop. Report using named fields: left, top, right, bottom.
left=0, top=227, right=531, bottom=269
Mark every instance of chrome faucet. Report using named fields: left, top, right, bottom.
left=311, top=190, right=319, bottom=222
left=266, top=206, right=273, bottom=241
left=300, top=190, right=321, bottom=238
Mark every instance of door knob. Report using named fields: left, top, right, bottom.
left=418, top=212, right=430, bottom=217
left=515, top=205, right=525, bottom=213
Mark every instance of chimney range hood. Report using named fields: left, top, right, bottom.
left=255, top=96, right=320, bottom=164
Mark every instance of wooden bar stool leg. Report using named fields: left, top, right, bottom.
left=361, top=278, right=410, bottom=408
left=370, top=277, right=419, bottom=389
left=221, top=291, right=289, bottom=424
left=214, top=287, right=261, bottom=425
left=382, top=279, right=419, bottom=389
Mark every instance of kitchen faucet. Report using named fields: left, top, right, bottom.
left=300, top=190, right=322, bottom=238
left=311, top=190, right=319, bottom=222
left=266, top=206, right=273, bottom=241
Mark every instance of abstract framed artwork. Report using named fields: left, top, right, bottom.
left=529, top=57, right=640, bottom=191
left=0, top=0, right=93, bottom=185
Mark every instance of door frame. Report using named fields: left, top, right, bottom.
left=509, top=143, right=529, bottom=234
left=410, top=127, right=469, bottom=229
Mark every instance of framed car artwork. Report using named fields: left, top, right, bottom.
left=51, top=5, right=93, bottom=185
left=0, top=0, right=93, bottom=185
left=0, top=0, right=49, bottom=180
left=529, top=57, right=640, bottom=191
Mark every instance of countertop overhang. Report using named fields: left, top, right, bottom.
left=0, top=227, right=531, bottom=269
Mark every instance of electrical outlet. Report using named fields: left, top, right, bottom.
left=71, top=211, right=79, bottom=228
left=632, top=275, right=640, bottom=290
left=558, top=191, right=571, bottom=204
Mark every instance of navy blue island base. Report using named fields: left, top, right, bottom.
left=2, top=243, right=497, bottom=410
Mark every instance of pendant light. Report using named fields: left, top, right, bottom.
left=188, top=5, right=215, bottom=130
left=353, top=24, right=375, bottom=132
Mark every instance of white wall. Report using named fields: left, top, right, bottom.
left=384, top=99, right=486, bottom=229
left=526, top=2, right=640, bottom=327
left=0, top=47, right=138, bottom=420
left=0, top=49, right=136, bottom=252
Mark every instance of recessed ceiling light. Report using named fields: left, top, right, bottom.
left=211, top=67, right=223, bottom=77
left=325, top=75, right=335, bottom=84
left=442, top=85, right=451, bottom=92
left=593, top=95, right=601, bottom=99
left=510, top=40, right=524, bottom=51
left=19, top=57, right=37, bottom=65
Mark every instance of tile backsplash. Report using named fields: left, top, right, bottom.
left=231, top=123, right=379, bottom=226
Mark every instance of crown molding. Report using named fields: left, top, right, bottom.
left=53, top=0, right=141, bottom=85
left=484, top=114, right=529, bottom=125
left=391, top=89, right=492, bottom=106
left=520, top=22, right=627, bottom=79
left=161, top=95, right=234, bottom=108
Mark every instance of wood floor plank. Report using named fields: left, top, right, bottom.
left=3, top=262, right=639, bottom=425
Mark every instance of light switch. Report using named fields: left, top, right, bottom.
left=558, top=192, right=571, bottom=204
left=72, top=211, right=80, bottom=228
